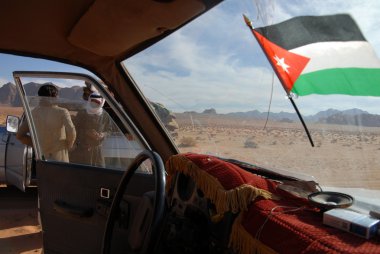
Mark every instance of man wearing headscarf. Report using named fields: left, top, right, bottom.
left=71, top=92, right=111, bottom=167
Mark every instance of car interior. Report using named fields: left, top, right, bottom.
left=0, top=1, right=379, bottom=254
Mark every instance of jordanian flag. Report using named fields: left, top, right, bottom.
left=245, top=14, right=380, bottom=96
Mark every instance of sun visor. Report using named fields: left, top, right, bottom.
left=68, top=0, right=205, bottom=57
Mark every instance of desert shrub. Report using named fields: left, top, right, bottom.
left=244, top=138, right=258, bottom=148
left=179, top=136, right=197, bottom=147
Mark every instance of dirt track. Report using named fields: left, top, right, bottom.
left=0, top=185, right=42, bottom=254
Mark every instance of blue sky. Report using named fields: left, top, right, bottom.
left=124, top=0, right=380, bottom=115
left=1, top=0, right=380, bottom=115
left=0, top=54, right=90, bottom=84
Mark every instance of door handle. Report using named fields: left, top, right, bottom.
left=54, top=200, right=94, bottom=218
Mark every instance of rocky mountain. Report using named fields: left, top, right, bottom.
left=202, top=108, right=217, bottom=114
left=319, top=112, right=380, bottom=127
left=1, top=82, right=84, bottom=106
left=2, top=82, right=380, bottom=127
left=0, top=82, right=17, bottom=104
left=11, top=82, right=41, bottom=106
left=200, top=108, right=380, bottom=127
left=225, top=110, right=299, bottom=121
left=306, top=108, right=369, bottom=122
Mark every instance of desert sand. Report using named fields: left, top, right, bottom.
left=0, top=106, right=379, bottom=253
left=174, top=113, right=380, bottom=189
left=2, top=106, right=379, bottom=188
left=0, top=107, right=41, bottom=253
left=0, top=106, right=23, bottom=124
left=0, top=185, right=42, bottom=254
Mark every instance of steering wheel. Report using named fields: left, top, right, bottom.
left=102, top=150, right=166, bottom=254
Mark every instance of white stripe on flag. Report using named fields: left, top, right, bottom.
left=291, top=41, right=380, bottom=73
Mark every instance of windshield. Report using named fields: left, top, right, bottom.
left=123, top=0, right=380, bottom=199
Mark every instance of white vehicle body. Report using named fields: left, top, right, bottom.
left=0, top=125, right=33, bottom=190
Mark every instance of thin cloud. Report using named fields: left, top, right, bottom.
left=125, top=0, right=380, bottom=114
left=0, top=77, right=10, bottom=86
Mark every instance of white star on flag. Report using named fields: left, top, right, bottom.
left=274, top=55, right=290, bottom=73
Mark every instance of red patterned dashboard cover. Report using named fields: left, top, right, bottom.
left=165, top=153, right=380, bottom=254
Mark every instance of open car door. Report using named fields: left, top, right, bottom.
left=4, top=123, right=33, bottom=191
left=14, top=71, right=157, bottom=253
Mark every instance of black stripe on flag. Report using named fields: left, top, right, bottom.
left=254, top=14, right=366, bottom=50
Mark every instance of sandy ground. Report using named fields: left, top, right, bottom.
left=1, top=101, right=84, bottom=252
left=0, top=106, right=23, bottom=125
left=174, top=114, right=380, bottom=189
left=0, top=185, right=42, bottom=254
left=1, top=107, right=41, bottom=253
left=0, top=106, right=379, bottom=252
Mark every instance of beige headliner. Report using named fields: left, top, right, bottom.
left=0, top=0, right=222, bottom=160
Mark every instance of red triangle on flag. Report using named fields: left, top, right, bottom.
left=253, top=30, right=310, bottom=93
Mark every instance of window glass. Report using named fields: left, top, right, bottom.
left=17, top=76, right=148, bottom=172
left=123, top=0, right=380, bottom=199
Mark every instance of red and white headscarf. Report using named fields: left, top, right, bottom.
left=86, top=92, right=105, bottom=115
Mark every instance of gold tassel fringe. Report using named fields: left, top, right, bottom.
left=166, top=154, right=274, bottom=214
left=229, top=213, right=277, bottom=254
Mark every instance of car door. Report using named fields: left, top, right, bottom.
left=4, top=128, right=33, bottom=191
left=14, top=71, right=156, bottom=254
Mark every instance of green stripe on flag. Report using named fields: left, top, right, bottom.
left=292, top=68, right=380, bottom=96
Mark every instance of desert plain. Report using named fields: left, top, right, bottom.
left=1, top=105, right=379, bottom=253
left=2, top=105, right=379, bottom=189
left=174, top=113, right=380, bottom=190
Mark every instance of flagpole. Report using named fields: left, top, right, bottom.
left=287, top=95, right=314, bottom=147
left=243, top=14, right=314, bottom=147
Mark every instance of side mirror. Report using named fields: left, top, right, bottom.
left=6, top=115, right=20, bottom=133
